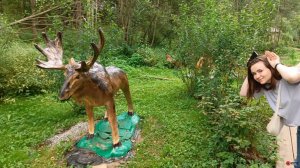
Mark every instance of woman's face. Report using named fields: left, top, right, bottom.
left=250, top=61, right=272, bottom=85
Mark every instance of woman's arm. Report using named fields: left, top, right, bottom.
left=240, top=77, right=248, bottom=97
left=265, top=51, right=300, bottom=84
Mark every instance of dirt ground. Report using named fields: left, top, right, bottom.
left=277, top=126, right=297, bottom=168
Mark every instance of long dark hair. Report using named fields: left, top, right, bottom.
left=246, top=55, right=282, bottom=99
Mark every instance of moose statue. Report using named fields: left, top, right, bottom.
left=34, top=28, right=134, bottom=148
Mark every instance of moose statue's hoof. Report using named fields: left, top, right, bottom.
left=110, top=141, right=131, bottom=157
left=127, top=111, right=134, bottom=116
left=86, top=133, right=94, bottom=139
left=112, top=141, right=122, bottom=148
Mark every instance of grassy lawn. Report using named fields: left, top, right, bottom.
left=0, top=95, right=85, bottom=167
left=0, top=67, right=212, bottom=167
left=4, top=48, right=300, bottom=167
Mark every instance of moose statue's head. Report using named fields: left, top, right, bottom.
left=58, top=58, right=90, bottom=101
left=35, top=28, right=134, bottom=147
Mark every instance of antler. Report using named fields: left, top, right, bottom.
left=35, top=32, right=65, bottom=70
left=76, top=27, right=105, bottom=72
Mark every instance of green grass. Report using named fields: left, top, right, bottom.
left=2, top=46, right=298, bottom=167
left=0, top=94, right=85, bottom=167
left=0, top=67, right=212, bottom=167
left=280, top=47, right=300, bottom=65
left=123, top=68, right=211, bottom=167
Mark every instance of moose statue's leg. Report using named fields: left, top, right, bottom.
left=106, top=101, right=121, bottom=147
left=85, top=106, right=95, bottom=139
left=103, top=110, right=108, bottom=120
left=121, top=81, right=134, bottom=116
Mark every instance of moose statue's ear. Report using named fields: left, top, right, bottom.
left=247, top=51, right=258, bottom=66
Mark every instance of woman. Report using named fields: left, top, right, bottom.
left=240, top=51, right=300, bottom=167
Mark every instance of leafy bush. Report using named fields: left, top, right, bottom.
left=0, top=41, right=56, bottom=97
left=199, top=94, right=277, bottom=167
left=172, top=0, right=276, bottom=98
left=170, top=0, right=279, bottom=166
left=127, top=46, right=166, bottom=67
left=127, top=53, right=146, bottom=67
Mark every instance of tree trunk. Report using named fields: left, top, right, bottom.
left=95, top=0, right=98, bottom=26
left=117, top=0, right=135, bottom=44
left=74, top=0, right=83, bottom=28
left=150, top=0, right=160, bottom=46
left=0, top=0, right=3, bottom=13
left=275, top=0, right=284, bottom=48
left=30, top=0, right=38, bottom=40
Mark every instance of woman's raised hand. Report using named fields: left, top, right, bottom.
left=265, top=51, right=280, bottom=68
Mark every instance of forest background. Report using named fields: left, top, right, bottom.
left=1, top=0, right=300, bottom=167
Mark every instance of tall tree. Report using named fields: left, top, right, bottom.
left=30, top=0, right=37, bottom=40
left=0, top=0, right=3, bottom=13
left=117, top=0, right=136, bottom=44
left=73, top=0, right=83, bottom=28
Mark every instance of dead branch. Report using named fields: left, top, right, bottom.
left=1, top=6, right=59, bottom=29
left=141, top=75, right=174, bottom=80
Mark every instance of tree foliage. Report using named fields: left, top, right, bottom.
left=1, top=0, right=299, bottom=47
left=169, top=0, right=280, bottom=166
left=1, top=0, right=300, bottom=166
left=172, top=0, right=277, bottom=102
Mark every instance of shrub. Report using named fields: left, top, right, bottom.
left=200, top=94, right=277, bottom=166
left=170, top=0, right=279, bottom=166
left=0, top=41, right=56, bottom=97
left=127, top=53, right=146, bottom=67
left=127, top=46, right=166, bottom=67
left=172, top=0, right=276, bottom=98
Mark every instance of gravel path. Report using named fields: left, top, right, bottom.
left=277, top=126, right=297, bottom=168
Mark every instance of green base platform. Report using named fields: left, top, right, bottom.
left=76, top=112, right=140, bottom=158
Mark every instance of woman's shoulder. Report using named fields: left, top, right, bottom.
left=280, top=79, right=300, bottom=94
left=280, top=79, right=300, bottom=86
